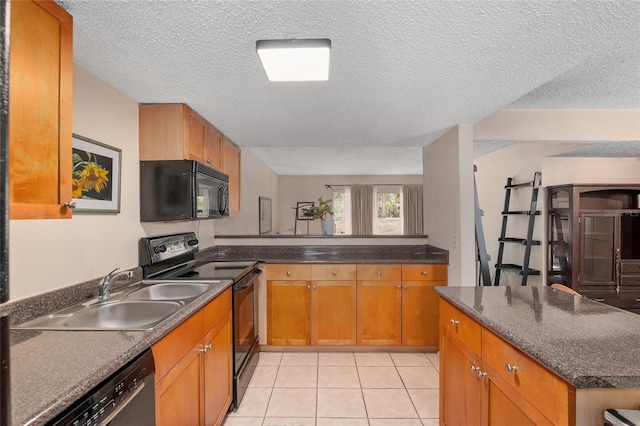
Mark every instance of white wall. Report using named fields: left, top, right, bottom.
left=474, top=142, right=586, bottom=286
left=423, top=125, right=475, bottom=286
left=9, top=66, right=216, bottom=301
left=215, top=149, right=279, bottom=236
left=542, top=157, right=640, bottom=186
left=475, top=109, right=640, bottom=141
left=276, top=175, right=422, bottom=235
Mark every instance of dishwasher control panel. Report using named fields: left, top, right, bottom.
left=48, top=350, right=155, bottom=426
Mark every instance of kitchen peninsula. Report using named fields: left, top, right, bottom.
left=437, top=286, right=640, bottom=426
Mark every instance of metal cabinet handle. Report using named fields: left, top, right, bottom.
left=286, top=271, right=291, bottom=277
left=313, top=284, right=317, bottom=289
left=477, top=371, right=487, bottom=379
left=306, top=285, right=311, bottom=290
left=377, top=271, right=382, bottom=277
left=397, top=285, right=402, bottom=289
left=636, top=298, right=640, bottom=302
left=450, top=319, right=459, bottom=325
left=64, top=201, right=77, bottom=209
left=471, top=366, right=480, bottom=373
left=594, top=298, right=605, bottom=302
left=332, top=270, right=337, bottom=276
left=200, top=344, right=212, bottom=353
left=403, top=285, right=408, bottom=289
left=421, top=271, right=428, bottom=275
left=506, top=363, right=518, bottom=373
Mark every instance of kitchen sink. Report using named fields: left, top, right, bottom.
left=13, top=280, right=218, bottom=331
left=126, top=282, right=212, bottom=301
left=63, top=301, right=181, bottom=330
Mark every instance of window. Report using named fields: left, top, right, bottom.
left=332, top=187, right=351, bottom=235
left=374, top=185, right=403, bottom=235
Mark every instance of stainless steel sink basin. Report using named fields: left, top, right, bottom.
left=16, top=300, right=182, bottom=331
left=63, top=301, right=181, bottom=330
left=13, top=280, right=219, bottom=331
left=126, top=282, right=212, bottom=301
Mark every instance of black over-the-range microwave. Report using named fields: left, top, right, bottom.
left=140, top=160, right=229, bottom=222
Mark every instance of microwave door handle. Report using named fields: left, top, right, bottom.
left=218, top=186, right=228, bottom=216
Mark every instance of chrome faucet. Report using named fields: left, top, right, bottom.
left=98, top=268, right=134, bottom=301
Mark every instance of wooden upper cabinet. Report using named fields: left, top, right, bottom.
left=184, top=107, right=206, bottom=164
left=139, top=103, right=242, bottom=214
left=204, top=124, right=223, bottom=170
left=140, top=103, right=203, bottom=161
left=9, top=0, right=74, bottom=219
left=222, top=136, right=241, bottom=216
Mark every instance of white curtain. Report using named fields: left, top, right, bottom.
left=351, top=184, right=374, bottom=235
left=403, top=184, right=424, bottom=235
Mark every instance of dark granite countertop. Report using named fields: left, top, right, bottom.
left=436, top=286, right=640, bottom=389
left=9, top=280, right=232, bottom=426
left=197, top=244, right=449, bottom=264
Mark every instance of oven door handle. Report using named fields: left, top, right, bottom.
left=233, top=269, right=262, bottom=291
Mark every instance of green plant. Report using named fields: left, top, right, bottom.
left=302, top=196, right=334, bottom=220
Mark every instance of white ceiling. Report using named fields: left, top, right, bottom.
left=57, top=0, right=640, bottom=175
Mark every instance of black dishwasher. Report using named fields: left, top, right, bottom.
left=48, top=349, right=155, bottom=426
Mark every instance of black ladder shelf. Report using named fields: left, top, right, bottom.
left=494, top=172, right=542, bottom=286
left=474, top=165, right=491, bottom=286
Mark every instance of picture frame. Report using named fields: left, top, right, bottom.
left=71, top=134, right=121, bottom=213
left=259, top=196, right=272, bottom=235
left=296, top=201, right=315, bottom=220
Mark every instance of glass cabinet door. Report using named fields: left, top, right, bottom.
left=548, top=188, right=571, bottom=284
left=581, top=214, right=616, bottom=286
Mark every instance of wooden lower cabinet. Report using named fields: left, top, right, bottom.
left=267, top=264, right=358, bottom=345
left=267, top=280, right=311, bottom=345
left=440, top=333, right=481, bottom=426
left=312, top=280, right=357, bottom=345
left=203, top=311, right=233, bottom=426
left=439, top=299, right=574, bottom=426
left=267, top=263, right=445, bottom=346
left=153, top=288, right=233, bottom=426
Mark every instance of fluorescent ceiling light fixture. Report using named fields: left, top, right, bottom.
left=256, top=39, right=331, bottom=82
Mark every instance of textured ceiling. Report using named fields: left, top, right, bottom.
left=57, top=0, right=640, bottom=175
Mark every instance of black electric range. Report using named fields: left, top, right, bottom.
left=139, top=232, right=262, bottom=411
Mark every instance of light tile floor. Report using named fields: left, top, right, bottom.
left=223, top=352, right=440, bottom=426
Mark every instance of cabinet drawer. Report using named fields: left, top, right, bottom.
left=267, top=264, right=312, bottom=280
left=439, top=299, right=481, bottom=355
left=311, top=264, right=356, bottom=280
left=481, top=328, right=571, bottom=426
left=402, top=264, right=447, bottom=281
left=581, top=290, right=640, bottom=309
left=203, top=287, right=232, bottom=330
left=621, top=275, right=640, bottom=286
left=621, top=260, right=640, bottom=275
left=356, top=264, right=401, bottom=281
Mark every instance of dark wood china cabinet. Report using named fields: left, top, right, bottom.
left=548, top=184, right=640, bottom=313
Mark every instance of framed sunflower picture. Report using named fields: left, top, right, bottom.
left=71, top=134, right=121, bottom=213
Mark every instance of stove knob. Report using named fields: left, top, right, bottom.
left=153, top=246, right=161, bottom=254
left=188, top=239, right=199, bottom=246
left=159, top=245, right=167, bottom=252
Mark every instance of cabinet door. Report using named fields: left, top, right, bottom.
left=222, top=137, right=241, bottom=215
left=401, top=280, right=440, bottom=346
left=204, top=124, right=223, bottom=170
left=440, top=336, right=482, bottom=426
left=9, top=0, right=73, bottom=219
left=581, top=213, right=616, bottom=287
left=311, top=280, right=357, bottom=345
left=356, top=280, right=401, bottom=345
left=203, top=312, right=233, bottom=426
left=481, top=365, right=554, bottom=426
left=155, top=347, right=203, bottom=426
left=267, top=280, right=311, bottom=345
left=185, top=107, right=206, bottom=163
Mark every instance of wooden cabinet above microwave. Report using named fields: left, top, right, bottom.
left=139, top=103, right=241, bottom=215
